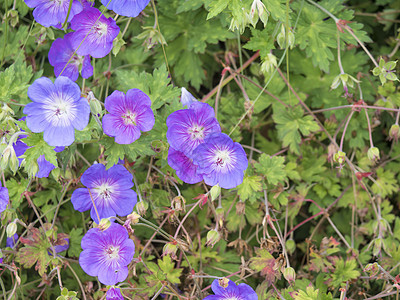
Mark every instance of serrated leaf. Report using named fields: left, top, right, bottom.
left=206, top=0, right=229, bottom=19
left=250, top=248, right=281, bottom=286
left=237, top=175, right=263, bottom=201
left=244, top=27, right=275, bottom=59
left=255, top=154, right=287, bottom=185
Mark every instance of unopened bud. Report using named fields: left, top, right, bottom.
left=88, top=93, right=103, bottom=117
left=364, top=262, right=379, bottom=277
left=260, top=53, right=277, bottom=74
left=389, top=124, right=400, bottom=142
left=333, top=151, right=346, bottom=165
left=236, top=201, right=245, bottom=215
left=283, top=267, right=296, bottom=283
left=6, top=222, right=17, bottom=238
left=210, top=184, right=221, bottom=201
left=367, top=147, right=380, bottom=162
left=98, top=218, right=111, bottom=231
left=163, top=241, right=178, bottom=259
left=127, top=212, right=140, bottom=225
left=286, top=239, right=296, bottom=255
left=136, top=201, right=148, bottom=216
left=206, top=229, right=221, bottom=248
left=171, top=196, right=185, bottom=212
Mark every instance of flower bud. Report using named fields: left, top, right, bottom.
left=136, top=201, right=148, bottom=216
left=171, top=196, right=186, bottom=212
left=6, top=222, right=17, bottom=238
left=260, top=53, right=277, bottom=74
left=88, top=91, right=103, bottom=117
left=206, top=229, right=221, bottom=248
left=333, top=151, right=346, bottom=165
left=236, top=201, right=245, bottom=215
left=97, top=218, right=111, bottom=231
left=367, top=147, right=380, bottom=162
left=215, top=207, right=224, bottom=228
left=286, top=239, right=296, bottom=255
left=389, top=124, right=400, bottom=142
left=127, top=212, right=140, bottom=225
left=210, top=184, right=221, bottom=201
left=283, top=267, right=296, bottom=283
left=163, top=241, right=178, bottom=259
left=364, top=262, right=379, bottom=277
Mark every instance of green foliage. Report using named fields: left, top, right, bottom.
left=254, top=154, right=287, bottom=185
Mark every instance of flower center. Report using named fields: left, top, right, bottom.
left=95, top=22, right=108, bottom=37
left=53, top=101, right=71, bottom=117
left=122, top=111, right=137, bottom=126
left=214, top=149, right=231, bottom=167
left=105, top=245, right=120, bottom=260
left=96, top=183, right=113, bottom=200
left=188, top=125, right=204, bottom=140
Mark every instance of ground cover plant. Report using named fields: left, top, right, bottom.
left=0, top=0, right=399, bottom=299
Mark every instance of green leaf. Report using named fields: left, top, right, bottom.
left=250, top=248, right=281, bottom=286
left=67, top=228, right=83, bottom=258
left=244, top=27, right=275, bottom=59
left=0, top=58, right=33, bottom=102
left=254, top=154, right=287, bottom=185
left=263, top=0, right=288, bottom=21
left=329, top=258, right=360, bottom=287
left=7, top=177, right=29, bottom=208
left=206, top=0, right=229, bottom=19
left=273, top=106, right=320, bottom=154
left=372, top=168, right=398, bottom=198
left=237, top=174, right=263, bottom=202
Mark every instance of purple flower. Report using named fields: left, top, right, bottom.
left=79, top=223, right=135, bottom=285
left=181, top=87, right=197, bottom=108
left=102, top=89, right=155, bottom=145
left=166, top=102, right=220, bottom=156
left=0, top=182, right=9, bottom=214
left=204, top=278, right=258, bottom=300
left=71, top=164, right=137, bottom=223
left=168, top=147, right=202, bottom=184
left=101, top=0, right=150, bottom=18
left=24, top=0, right=83, bottom=27
left=106, top=286, right=124, bottom=300
left=6, top=233, right=18, bottom=248
left=192, top=133, right=248, bottom=189
left=70, top=7, right=120, bottom=58
left=48, top=237, right=69, bottom=256
left=48, top=33, right=93, bottom=82
left=24, top=76, right=90, bottom=147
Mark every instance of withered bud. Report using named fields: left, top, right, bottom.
left=171, top=195, right=186, bottom=212
left=236, top=201, right=246, bottom=215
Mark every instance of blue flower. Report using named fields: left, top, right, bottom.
left=180, top=87, right=197, bottom=108
left=71, top=164, right=137, bottom=223
left=70, top=7, right=120, bottom=58
left=102, top=89, right=155, bottom=144
left=48, top=33, right=93, bottom=82
left=192, top=133, right=248, bottom=189
left=204, top=278, right=258, bottom=300
left=6, top=233, right=18, bottom=248
left=106, top=286, right=124, bottom=300
left=0, top=182, right=9, bottom=214
left=101, top=0, right=150, bottom=18
left=79, top=223, right=135, bottom=285
left=23, top=76, right=90, bottom=147
left=166, top=102, right=220, bottom=157
left=24, top=0, right=83, bottom=27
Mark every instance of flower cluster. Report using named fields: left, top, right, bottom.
left=204, top=278, right=258, bottom=300
left=71, top=163, right=138, bottom=223
left=167, top=91, right=248, bottom=189
left=79, top=223, right=135, bottom=285
left=102, top=89, right=155, bottom=144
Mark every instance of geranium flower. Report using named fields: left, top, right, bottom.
left=106, top=286, right=123, bottom=300
left=48, top=33, right=93, bottom=82
left=166, top=102, right=220, bottom=156
left=192, top=133, right=248, bottom=189
left=79, top=223, right=135, bottom=285
left=168, top=147, right=202, bottom=184
left=23, top=76, right=90, bottom=147
left=102, top=89, right=155, bottom=144
left=181, top=87, right=197, bottom=108
left=24, top=0, right=83, bottom=27
left=204, top=278, right=258, bottom=300
left=0, top=182, right=9, bottom=214
left=101, top=0, right=150, bottom=18
left=71, top=164, right=137, bottom=223
left=70, top=7, right=120, bottom=58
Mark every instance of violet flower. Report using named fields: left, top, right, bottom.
left=204, top=278, right=258, bottom=300
left=101, top=0, right=150, bottom=18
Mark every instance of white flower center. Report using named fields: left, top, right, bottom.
left=122, top=111, right=137, bottom=126
left=105, top=245, right=120, bottom=260
left=95, top=183, right=114, bottom=200
left=214, top=149, right=232, bottom=167
left=44, top=94, right=77, bottom=127
left=188, top=124, right=204, bottom=140
left=95, top=22, right=108, bottom=37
